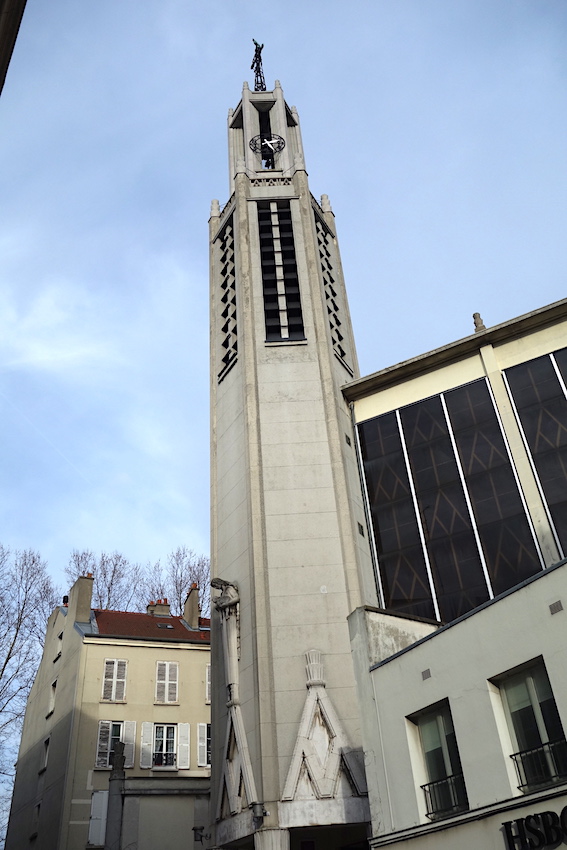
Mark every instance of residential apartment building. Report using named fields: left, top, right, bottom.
left=6, top=575, right=211, bottom=850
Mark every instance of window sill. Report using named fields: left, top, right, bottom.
left=100, top=700, right=126, bottom=704
left=151, top=766, right=178, bottom=772
left=154, top=702, right=179, bottom=706
left=37, top=767, right=47, bottom=776
left=264, top=339, right=307, bottom=347
left=52, top=653, right=61, bottom=663
left=45, top=710, right=54, bottom=719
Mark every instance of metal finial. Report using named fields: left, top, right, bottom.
left=251, top=39, right=266, bottom=92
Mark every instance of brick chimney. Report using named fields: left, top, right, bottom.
left=182, top=584, right=200, bottom=629
left=146, top=598, right=171, bottom=616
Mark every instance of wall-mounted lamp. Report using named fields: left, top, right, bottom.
left=192, top=826, right=211, bottom=844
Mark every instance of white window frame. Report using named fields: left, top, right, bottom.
left=101, top=658, right=128, bottom=702
left=198, top=722, right=211, bottom=767
left=140, top=722, right=190, bottom=770
left=155, top=661, right=178, bottom=703
left=95, top=720, right=136, bottom=769
left=205, top=663, right=211, bottom=704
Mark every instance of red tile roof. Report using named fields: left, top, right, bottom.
left=93, top=609, right=210, bottom=643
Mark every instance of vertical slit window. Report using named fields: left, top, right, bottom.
left=314, top=209, right=352, bottom=375
left=216, top=215, right=237, bottom=382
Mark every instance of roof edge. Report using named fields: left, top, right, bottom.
left=343, top=297, right=567, bottom=403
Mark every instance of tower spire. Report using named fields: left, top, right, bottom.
left=250, top=39, right=266, bottom=91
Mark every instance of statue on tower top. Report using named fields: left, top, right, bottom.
left=251, top=39, right=266, bottom=91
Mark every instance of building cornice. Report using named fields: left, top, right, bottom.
left=82, top=634, right=210, bottom=649
left=343, top=297, right=567, bottom=402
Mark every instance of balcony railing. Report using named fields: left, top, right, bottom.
left=511, top=739, right=567, bottom=791
left=152, top=752, right=176, bottom=768
left=421, top=773, right=468, bottom=820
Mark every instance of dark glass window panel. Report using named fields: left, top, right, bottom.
left=379, top=548, right=436, bottom=620
left=506, top=356, right=562, bottom=408
left=553, top=348, right=567, bottom=385
left=427, top=533, right=489, bottom=621
left=419, top=482, right=473, bottom=540
left=446, top=380, right=541, bottom=593
left=402, top=397, right=447, bottom=448
left=401, top=396, right=487, bottom=620
left=466, top=467, right=525, bottom=525
left=506, top=356, right=567, bottom=552
left=364, top=454, right=412, bottom=504
left=443, top=379, right=496, bottom=430
left=359, top=412, right=403, bottom=462
left=410, top=438, right=458, bottom=491
left=453, top=422, right=509, bottom=476
left=359, top=415, right=435, bottom=616
left=479, top=517, right=542, bottom=594
left=373, top=500, right=422, bottom=552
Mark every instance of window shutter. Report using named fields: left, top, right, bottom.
left=168, top=663, right=178, bottom=703
left=88, top=790, right=108, bottom=846
left=115, top=660, right=127, bottom=701
left=198, top=723, right=208, bottom=767
left=123, top=721, right=136, bottom=769
left=206, top=664, right=211, bottom=704
left=102, top=661, right=115, bottom=700
left=156, top=663, right=166, bottom=702
left=102, top=659, right=127, bottom=701
left=140, top=722, right=153, bottom=768
left=177, top=723, right=190, bottom=769
left=96, top=721, right=112, bottom=768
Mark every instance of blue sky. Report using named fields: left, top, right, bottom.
left=0, top=0, right=566, bottom=586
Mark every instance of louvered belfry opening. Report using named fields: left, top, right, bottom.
left=257, top=200, right=304, bottom=342
left=217, top=214, right=237, bottom=382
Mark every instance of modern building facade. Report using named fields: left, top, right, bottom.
left=6, top=576, right=211, bottom=850
left=346, top=298, right=567, bottom=622
left=345, top=298, right=567, bottom=849
left=209, top=79, right=375, bottom=850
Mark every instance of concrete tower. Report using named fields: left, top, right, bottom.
left=209, top=77, right=374, bottom=850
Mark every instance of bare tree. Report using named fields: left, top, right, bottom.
left=139, top=547, right=210, bottom=617
left=0, top=546, right=58, bottom=847
left=65, top=550, right=144, bottom=611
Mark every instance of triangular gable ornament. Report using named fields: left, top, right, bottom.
left=282, top=649, right=367, bottom=801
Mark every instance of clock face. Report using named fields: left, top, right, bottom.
left=249, top=134, right=286, bottom=155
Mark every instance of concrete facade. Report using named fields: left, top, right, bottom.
left=6, top=577, right=211, bottom=850
left=349, top=560, right=567, bottom=850
left=344, top=301, right=567, bottom=850
left=209, top=81, right=373, bottom=849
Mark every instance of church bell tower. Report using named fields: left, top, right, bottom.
left=210, top=52, right=374, bottom=850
